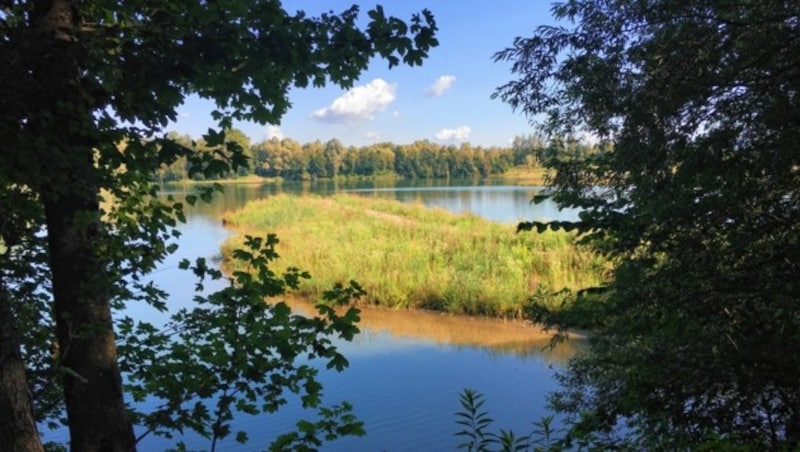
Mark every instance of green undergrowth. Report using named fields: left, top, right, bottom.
left=221, top=194, right=609, bottom=318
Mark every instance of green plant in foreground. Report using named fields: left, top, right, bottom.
left=455, top=389, right=566, bottom=452
left=455, top=389, right=495, bottom=451
left=118, top=234, right=366, bottom=450
left=496, top=0, right=800, bottom=446
left=454, top=390, right=759, bottom=451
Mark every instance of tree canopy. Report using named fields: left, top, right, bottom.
left=0, top=1, right=437, bottom=450
left=155, top=133, right=519, bottom=182
left=496, top=0, right=800, bottom=448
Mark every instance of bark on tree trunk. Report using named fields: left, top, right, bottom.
left=44, top=189, right=137, bottom=451
left=43, top=164, right=136, bottom=452
left=0, top=282, right=45, bottom=452
left=32, top=0, right=137, bottom=449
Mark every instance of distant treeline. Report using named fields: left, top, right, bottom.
left=155, top=131, right=550, bottom=182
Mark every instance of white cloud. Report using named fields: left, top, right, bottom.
left=392, top=110, right=401, bottom=119
left=178, top=111, right=191, bottom=118
left=365, top=131, right=384, bottom=142
left=312, top=79, right=396, bottom=124
left=264, top=125, right=283, bottom=140
left=426, top=75, right=456, bottom=97
left=435, top=126, right=471, bottom=142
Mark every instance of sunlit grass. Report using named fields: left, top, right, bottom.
left=494, top=166, right=551, bottom=186
left=222, top=194, right=609, bottom=318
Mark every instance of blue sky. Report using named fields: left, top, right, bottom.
left=168, top=1, right=557, bottom=147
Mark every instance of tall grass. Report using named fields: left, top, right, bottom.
left=493, top=166, right=550, bottom=186
left=221, top=194, right=609, bottom=318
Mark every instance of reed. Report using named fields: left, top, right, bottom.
left=492, top=166, right=550, bottom=186
left=221, top=194, right=609, bottom=318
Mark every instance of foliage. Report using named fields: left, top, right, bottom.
left=510, top=135, right=546, bottom=167
left=221, top=194, right=609, bottom=318
left=253, top=138, right=516, bottom=180
left=159, top=135, right=522, bottom=182
left=495, top=0, right=800, bottom=448
left=455, top=389, right=495, bottom=451
left=454, top=389, right=565, bottom=452
left=268, top=401, right=365, bottom=452
left=1, top=0, right=437, bottom=449
left=118, top=234, right=365, bottom=448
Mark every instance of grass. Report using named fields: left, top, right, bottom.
left=494, top=166, right=551, bottom=186
left=221, top=194, right=609, bottom=318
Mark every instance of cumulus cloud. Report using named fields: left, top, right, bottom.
left=365, top=131, right=384, bottom=142
left=312, top=79, right=396, bottom=124
left=426, top=75, right=456, bottom=96
left=264, top=125, right=283, bottom=140
left=392, top=110, right=401, bottom=119
left=435, top=125, right=471, bottom=142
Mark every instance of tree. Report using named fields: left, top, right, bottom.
left=324, top=138, right=345, bottom=178
left=510, top=135, right=544, bottom=167
left=156, top=132, right=194, bottom=183
left=0, top=1, right=437, bottom=450
left=224, top=128, right=253, bottom=177
left=305, top=140, right=327, bottom=179
left=496, top=0, right=800, bottom=448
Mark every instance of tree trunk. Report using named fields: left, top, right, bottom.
left=0, top=282, right=45, bottom=452
left=43, top=166, right=136, bottom=452
left=33, top=0, right=136, bottom=449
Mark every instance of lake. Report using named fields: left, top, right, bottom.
left=47, top=178, right=582, bottom=451
left=157, top=178, right=580, bottom=225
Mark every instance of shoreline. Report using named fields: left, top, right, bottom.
left=161, top=166, right=550, bottom=188
left=280, top=295, right=584, bottom=362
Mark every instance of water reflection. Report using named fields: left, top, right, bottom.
left=160, top=178, right=580, bottom=224
left=284, top=297, right=579, bottom=364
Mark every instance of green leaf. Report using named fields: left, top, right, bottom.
left=235, top=431, right=248, bottom=444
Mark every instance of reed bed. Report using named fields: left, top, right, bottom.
left=221, top=194, right=608, bottom=318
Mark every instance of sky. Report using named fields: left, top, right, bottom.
left=167, top=1, right=558, bottom=148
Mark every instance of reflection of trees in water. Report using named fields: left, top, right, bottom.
left=159, top=180, right=395, bottom=220
left=158, top=183, right=283, bottom=220
left=158, top=178, right=568, bottom=224
left=284, top=297, right=580, bottom=365
left=477, top=339, right=583, bottom=365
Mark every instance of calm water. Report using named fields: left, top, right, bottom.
left=47, top=179, right=581, bottom=451
left=158, top=178, right=580, bottom=224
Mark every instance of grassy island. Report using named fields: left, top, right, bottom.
left=221, top=194, right=608, bottom=318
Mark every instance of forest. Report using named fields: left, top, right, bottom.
left=154, top=133, right=549, bottom=182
